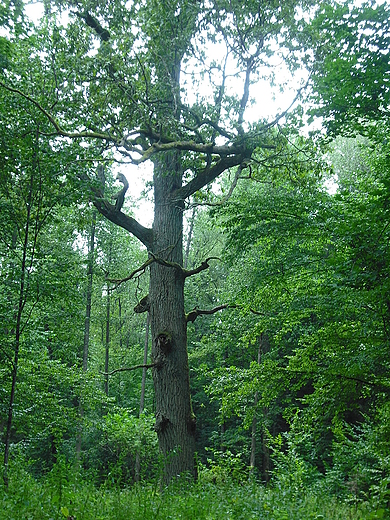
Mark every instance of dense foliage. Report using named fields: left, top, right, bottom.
left=1, top=0, right=390, bottom=516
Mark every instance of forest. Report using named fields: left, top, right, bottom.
left=0, top=0, right=389, bottom=518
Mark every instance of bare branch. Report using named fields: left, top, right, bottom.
left=101, top=362, right=157, bottom=376
left=331, top=373, right=390, bottom=391
left=186, top=304, right=229, bottom=323
left=184, top=257, right=220, bottom=278
left=181, top=110, right=234, bottom=140
left=0, top=345, right=15, bottom=369
left=186, top=303, right=266, bottom=323
left=249, top=308, right=266, bottom=316
left=258, top=79, right=310, bottom=134
left=190, top=161, right=249, bottom=209
left=108, top=258, right=154, bottom=289
left=108, top=253, right=221, bottom=290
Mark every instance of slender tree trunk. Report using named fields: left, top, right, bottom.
left=83, top=211, right=96, bottom=371
left=249, top=395, right=259, bottom=473
left=3, top=175, right=33, bottom=487
left=261, top=419, right=271, bottom=484
left=104, top=285, right=110, bottom=397
left=135, top=313, right=150, bottom=482
left=3, top=286, right=24, bottom=487
left=76, top=211, right=96, bottom=461
left=221, top=349, right=228, bottom=451
left=149, top=155, right=196, bottom=483
left=118, top=296, right=123, bottom=349
left=250, top=335, right=263, bottom=474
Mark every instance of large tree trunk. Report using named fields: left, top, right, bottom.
left=149, top=154, right=196, bottom=483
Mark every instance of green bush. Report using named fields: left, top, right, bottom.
left=82, top=409, right=159, bottom=484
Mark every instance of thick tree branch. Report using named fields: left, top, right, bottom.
left=237, top=63, right=252, bottom=133
left=79, top=171, right=153, bottom=249
left=176, top=153, right=246, bottom=201
left=186, top=304, right=229, bottom=323
left=190, top=162, right=247, bottom=208
left=147, top=252, right=221, bottom=279
left=126, top=138, right=243, bottom=164
left=184, top=257, right=220, bottom=278
left=134, top=295, right=150, bottom=313
left=76, top=11, right=110, bottom=41
left=98, top=204, right=153, bottom=249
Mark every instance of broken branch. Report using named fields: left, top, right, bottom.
left=184, top=257, right=220, bottom=278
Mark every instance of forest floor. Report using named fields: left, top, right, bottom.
left=0, top=466, right=381, bottom=520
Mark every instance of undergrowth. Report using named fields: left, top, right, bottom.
left=0, top=463, right=386, bottom=519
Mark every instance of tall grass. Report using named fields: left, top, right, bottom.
left=0, top=463, right=382, bottom=519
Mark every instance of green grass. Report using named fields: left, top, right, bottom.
left=0, top=467, right=384, bottom=519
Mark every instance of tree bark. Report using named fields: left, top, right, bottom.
left=149, top=153, right=196, bottom=483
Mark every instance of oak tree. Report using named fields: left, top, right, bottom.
left=1, top=0, right=324, bottom=481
